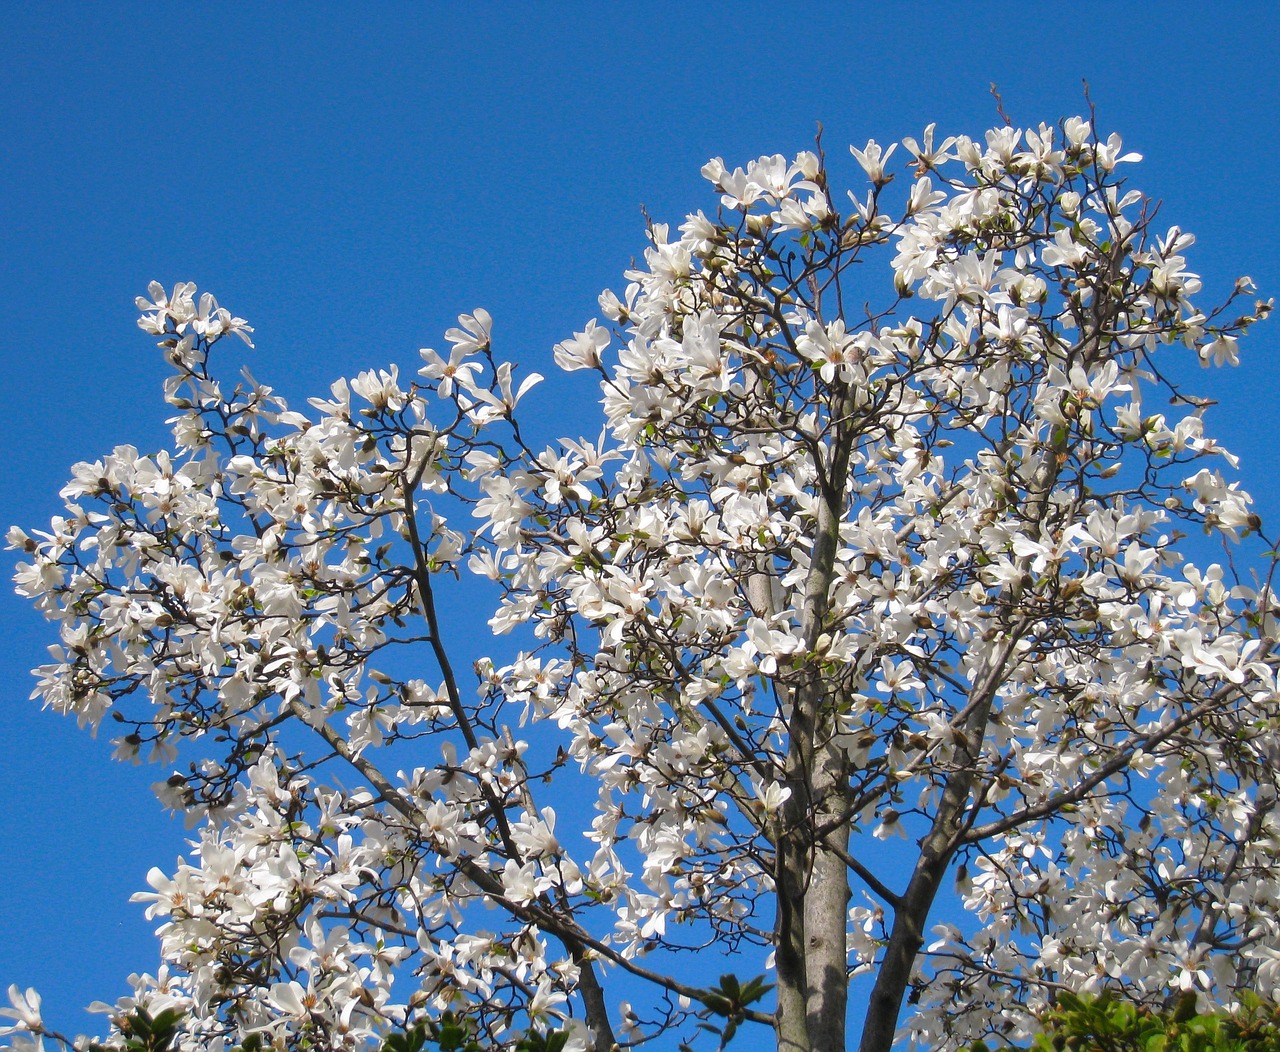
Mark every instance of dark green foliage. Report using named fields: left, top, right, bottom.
left=86, top=1008, right=568, bottom=1052
left=680, top=973, right=776, bottom=1051
left=383, top=1014, right=569, bottom=1052
left=971, top=991, right=1280, bottom=1052
left=85, top=1008, right=188, bottom=1052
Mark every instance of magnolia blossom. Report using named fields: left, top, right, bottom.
left=8, top=116, right=1280, bottom=1052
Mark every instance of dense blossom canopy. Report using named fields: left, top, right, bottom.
left=7, top=115, right=1280, bottom=1052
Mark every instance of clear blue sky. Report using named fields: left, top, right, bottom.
left=2, top=2, right=1277, bottom=1038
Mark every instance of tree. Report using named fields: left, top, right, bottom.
left=7, top=113, right=1280, bottom=1052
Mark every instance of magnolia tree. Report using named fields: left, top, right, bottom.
left=7, top=115, right=1280, bottom=1052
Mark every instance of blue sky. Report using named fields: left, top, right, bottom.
left=2, top=2, right=1278, bottom=1038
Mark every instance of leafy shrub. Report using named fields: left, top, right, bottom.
left=970, top=992, right=1280, bottom=1052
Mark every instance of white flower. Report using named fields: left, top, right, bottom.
left=0, top=986, right=42, bottom=1037
left=419, top=344, right=483, bottom=398
left=553, top=320, right=610, bottom=372
left=755, top=781, right=792, bottom=816
left=850, top=139, right=897, bottom=184
left=445, top=308, right=492, bottom=354
left=1199, top=334, right=1239, bottom=367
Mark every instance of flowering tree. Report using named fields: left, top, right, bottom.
left=8, top=114, right=1280, bottom=1052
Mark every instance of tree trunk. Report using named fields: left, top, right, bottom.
left=773, top=737, right=851, bottom=1052
left=805, top=773, right=852, bottom=1049
left=775, top=806, right=816, bottom=1052
left=774, top=442, right=853, bottom=1051
left=857, top=616, right=1032, bottom=1052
